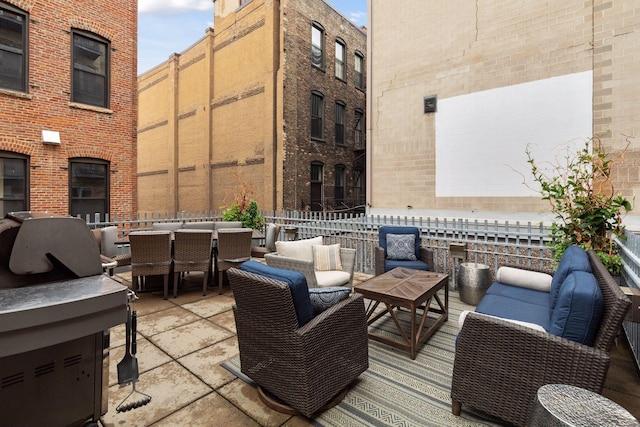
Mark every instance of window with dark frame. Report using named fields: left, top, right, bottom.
left=335, top=101, right=345, bottom=145
left=310, top=162, right=324, bottom=211
left=69, top=158, right=109, bottom=219
left=334, top=164, right=345, bottom=205
left=311, top=23, right=324, bottom=68
left=354, top=51, right=364, bottom=89
left=354, top=109, right=364, bottom=149
left=335, top=39, right=345, bottom=80
left=0, top=3, right=27, bottom=93
left=72, top=30, right=109, bottom=108
left=311, top=91, right=324, bottom=140
left=0, top=151, right=28, bottom=217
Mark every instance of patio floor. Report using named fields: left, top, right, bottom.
left=100, top=269, right=640, bottom=426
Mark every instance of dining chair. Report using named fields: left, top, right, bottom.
left=172, top=229, right=213, bottom=298
left=129, top=231, right=173, bottom=299
left=216, top=228, right=253, bottom=294
left=251, top=223, right=281, bottom=258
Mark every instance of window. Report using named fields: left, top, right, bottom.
left=311, top=91, right=324, bottom=140
left=311, top=23, right=324, bottom=68
left=0, top=3, right=27, bottom=92
left=354, top=109, right=364, bottom=149
left=0, top=152, right=28, bottom=216
left=335, top=102, right=345, bottom=145
left=334, top=165, right=345, bottom=205
left=310, top=162, right=324, bottom=211
left=354, top=51, right=364, bottom=89
left=335, top=39, right=345, bottom=80
left=72, top=30, right=109, bottom=108
left=69, top=158, right=109, bottom=219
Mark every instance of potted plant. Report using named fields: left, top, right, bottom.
left=525, top=136, right=633, bottom=274
left=222, top=200, right=264, bottom=231
left=221, top=173, right=264, bottom=231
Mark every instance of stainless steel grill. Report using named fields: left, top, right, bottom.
left=0, top=212, right=128, bottom=426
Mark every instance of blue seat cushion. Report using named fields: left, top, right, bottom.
left=549, top=271, right=603, bottom=345
left=385, top=259, right=429, bottom=272
left=475, top=294, right=551, bottom=331
left=550, top=245, right=591, bottom=311
left=485, top=282, right=551, bottom=308
left=240, top=260, right=314, bottom=326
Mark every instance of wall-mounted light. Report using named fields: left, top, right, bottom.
left=42, top=130, right=61, bottom=145
left=423, top=95, right=437, bottom=114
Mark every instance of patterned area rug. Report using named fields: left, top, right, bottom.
left=222, top=293, right=503, bottom=427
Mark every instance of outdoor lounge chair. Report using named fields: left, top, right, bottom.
left=374, top=226, right=434, bottom=275
left=227, top=266, right=369, bottom=417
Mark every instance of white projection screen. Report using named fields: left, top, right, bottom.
left=435, top=71, right=593, bottom=197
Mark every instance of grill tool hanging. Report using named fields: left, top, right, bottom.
left=116, top=291, right=151, bottom=412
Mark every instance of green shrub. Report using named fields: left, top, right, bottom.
left=527, top=136, right=632, bottom=274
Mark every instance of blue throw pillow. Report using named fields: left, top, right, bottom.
left=549, top=271, right=603, bottom=345
left=308, top=287, right=351, bottom=315
left=240, top=260, right=314, bottom=326
left=386, top=233, right=417, bottom=261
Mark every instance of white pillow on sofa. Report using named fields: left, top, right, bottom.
left=275, top=236, right=323, bottom=262
left=458, top=310, right=546, bottom=332
left=496, top=266, right=553, bottom=292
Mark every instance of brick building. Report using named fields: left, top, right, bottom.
left=0, top=0, right=137, bottom=219
left=137, top=0, right=366, bottom=214
left=367, top=0, right=640, bottom=228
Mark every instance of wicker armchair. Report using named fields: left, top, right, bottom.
left=129, top=231, right=173, bottom=299
left=172, top=229, right=213, bottom=298
left=264, top=243, right=356, bottom=289
left=227, top=268, right=369, bottom=417
left=374, top=226, right=434, bottom=276
left=216, top=228, right=252, bottom=294
left=451, top=250, right=631, bottom=426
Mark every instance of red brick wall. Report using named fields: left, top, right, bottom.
left=0, top=0, right=137, bottom=217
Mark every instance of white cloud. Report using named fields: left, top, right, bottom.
left=139, top=0, right=213, bottom=14
left=349, top=10, right=366, bottom=25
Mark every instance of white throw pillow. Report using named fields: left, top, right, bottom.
left=496, top=266, right=553, bottom=292
left=275, top=236, right=323, bottom=262
left=458, top=310, right=546, bottom=332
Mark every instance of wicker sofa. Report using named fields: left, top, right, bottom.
left=451, top=248, right=631, bottom=426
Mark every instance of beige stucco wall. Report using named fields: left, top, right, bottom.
left=367, top=0, right=640, bottom=228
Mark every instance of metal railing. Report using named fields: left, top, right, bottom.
left=82, top=210, right=555, bottom=275
left=84, top=209, right=640, bottom=371
left=615, top=234, right=640, bottom=373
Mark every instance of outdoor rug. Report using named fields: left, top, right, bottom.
left=222, top=293, right=503, bottom=427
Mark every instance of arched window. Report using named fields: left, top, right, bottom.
left=0, top=151, right=29, bottom=216
left=311, top=22, right=324, bottom=68
left=354, top=51, right=364, bottom=90
left=69, top=158, right=109, bottom=219
left=311, top=91, right=324, bottom=140
left=335, top=38, right=345, bottom=80
left=310, top=162, right=324, bottom=211
left=335, top=101, right=346, bottom=145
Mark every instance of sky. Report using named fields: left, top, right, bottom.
left=138, top=0, right=367, bottom=75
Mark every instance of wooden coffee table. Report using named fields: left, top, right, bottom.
left=354, top=267, right=449, bottom=359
